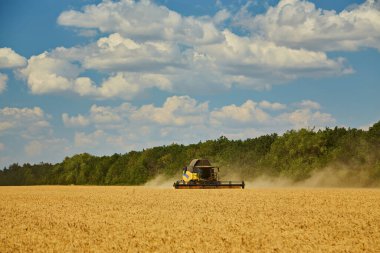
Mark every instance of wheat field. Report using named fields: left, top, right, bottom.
left=0, top=186, right=379, bottom=252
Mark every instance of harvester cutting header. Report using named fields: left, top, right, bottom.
left=173, top=159, right=245, bottom=189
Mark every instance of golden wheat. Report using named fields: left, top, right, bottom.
left=0, top=186, right=379, bottom=252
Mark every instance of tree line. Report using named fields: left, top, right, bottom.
left=1, top=121, right=380, bottom=186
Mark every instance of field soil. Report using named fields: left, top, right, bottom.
left=1, top=186, right=379, bottom=252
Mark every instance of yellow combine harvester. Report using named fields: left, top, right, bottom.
left=173, top=159, right=245, bottom=189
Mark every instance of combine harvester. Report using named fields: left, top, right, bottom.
left=173, top=159, right=245, bottom=189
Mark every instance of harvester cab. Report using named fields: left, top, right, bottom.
left=173, top=159, right=245, bottom=189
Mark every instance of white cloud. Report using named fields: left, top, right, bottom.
left=15, top=0, right=366, bottom=100
left=63, top=96, right=209, bottom=128
left=72, top=72, right=169, bottom=101
left=62, top=96, right=336, bottom=151
left=75, top=130, right=105, bottom=147
left=0, top=106, right=44, bottom=118
left=210, top=100, right=270, bottom=127
left=131, top=96, right=209, bottom=126
left=99, top=73, right=137, bottom=99
left=24, top=138, right=70, bottom=159
left=0, top=106, right=50, bottom=136
left=0, top=122, right=14, bottom=132
left=237, top=0, right=380, bottom=51
left=0, top=106, right=72, bottom=168
left=0, top=73, right=8, bottom=93
left=213, top=9, right=231, bottom=24
left=279, top=108, right=335, bottom=129
left=73, top=77, right=98, bottom=96
left=72, top=129, right=152, bottom=155
left=19, top=36, right=175, bottom=99
left=62, top=113, right=90, bottom=127
left=89, top=104, right=124, bottom=124
left=0, top=48, right=27, bottom=68
left=15, top=0, right=358, bottom=99
left=83, top=33, right=181, bottom=72
left=64, top=97, right=212, bottom=150
left=1, top=136, right=70, bottom=168
left=0, top=97, right=336, bottom=168
left=18, top=52, right=80, bottom=94
left=209, top=98, right=334, bottom=131
left=68, top=103, right=130, bottom=129
left=297, top=100, right=321, bottom=110
left=197, top=30, right=350, bottom=87
left=57, top=0, right=223, bottom=45
left=20, top=31, right=349, bottom=98
left=259, top=100, right=286, bottom=110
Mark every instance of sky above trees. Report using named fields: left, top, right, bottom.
left=0, top=0, right=379, bottom=168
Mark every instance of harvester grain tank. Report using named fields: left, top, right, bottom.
left=173, top=159, right=245, bottom=189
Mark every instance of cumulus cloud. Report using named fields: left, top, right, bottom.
left=75, top=130, right=105, bottom=147
left=0, top=106, right=50, bottom=137
left=0, top=73, right=8, bottom=93
left=274, top=99, right=334, bottom=129
left=62, top=96, right=209, bottom=128
left=210, top=100, right=270, bottom=127
left=18, top=52, right=80, bottom=94
left=201, top=30, right=342, bottom=70
left=197, top=30, right=351, bottom=88
left=279, top=109, right=335, bottom=129
left=213, top=9, right=231, bottom=24
left=15, top=0, right=359, bottom=99
left=0, top=97, right=336, bottom=168
left=14, top=0, right=357, bottom=100
left=236, top=0, right=380, bottom=51
left=62, top=113, right=90, bottom=127
left=0, top=120, right=69, bottom=168
left=84, top=33, right=181, bottom=72
left=259, top=100, right=286, bottom=110
left=0, top=122, right=13, bottom=132
left=20, top=31, right=350, bottom=98
left=23, top=138, right=70, bottom=159
left=0, top=48, right=27, bottom=68
left=57, top=0, right=222, bottom=45
left=62, top=96, right=336, bottom=150
left=297, top=100, right=321, bottom=110
left=19, top=35, right=175, bottom=99
left=0, top=106, right=72, bottom=168
left=0, top=107, right=70, bottom=167
left=94, top=72, right=171, bottom=100
left=14, top=0, right=376, bottom=104
left=89, top=104, right=125, bottom=124
left=64, top=96, right=210, bottom=151
left=131, top=96, right=209, bottom=126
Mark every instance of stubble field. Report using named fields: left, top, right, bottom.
left=1, top=186, right=379, bottom=252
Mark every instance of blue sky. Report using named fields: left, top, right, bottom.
left=0, top=0, right=379, bottom=168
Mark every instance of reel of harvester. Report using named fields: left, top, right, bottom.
left=173, top=159, right=245, bottom=189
